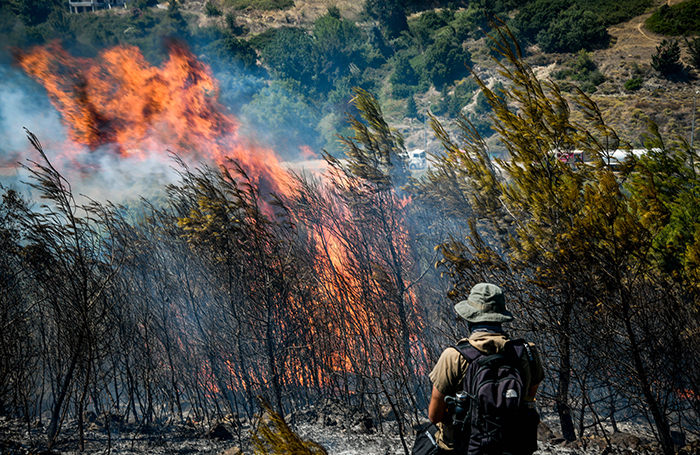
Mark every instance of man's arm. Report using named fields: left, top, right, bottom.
left=428, top=385, right=447, bottom=423
left=527, top=382, right=540, bottom=400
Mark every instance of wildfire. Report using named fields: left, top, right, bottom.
left=15, top=40, right=289, bottom=195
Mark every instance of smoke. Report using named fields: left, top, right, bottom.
left=0, top=65, right=66, bottom=163
left=0, top=62, right=177, bottom=205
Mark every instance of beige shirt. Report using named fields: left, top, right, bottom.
left=428, top=332, right=545, bottom=450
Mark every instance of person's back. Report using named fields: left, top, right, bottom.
left=427, top=283, right=544, bottom=454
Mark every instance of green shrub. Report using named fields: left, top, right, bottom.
left=9, top=0, right=63, bottom=26
left=223, top=0, right=293, bottom=11
left=625, top=77, right=643, bottom=91
left=364, top=0, right=408, bottom=39
left=576, top=0, right=652, bottom=25
left=646, top=0, right=700, bottom=36
left=392, top=83, right=413, bottom=98
left=589, top=70, right=605, bottom=86
left=132, top=0, right=159, bottom=9
left=554, top=51, right=605, bottom=87
left=406, top=95, right=418, bottom=118
left=204, top=1, right=222, bottom=17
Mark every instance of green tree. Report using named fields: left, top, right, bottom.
left=512, top=0, right=569, bottom=44
left=204, top=1, right=222, bottom=16
left=536, top=6, right=609, bottom=53
left=8, top=0, right=61, bottom=26
left=240, top=82, right=322, bottom=159
left=651, top=39, right=683, bottom=76
left=686, top=36, right=700, bottom=71
left=406, top=94, right=418, bottom=119
left=646, top=0, right=700, bottom=36
left=422, top=32, right=472, bottom=89
left=364, top=0, right=408, bottom=39
left=390, top=53, right=419, bottom=87
left=312, top=12, right=366, bottom=92
left=415, top=25, right=688, bottom=452
left=260, top=27, right=320, bottom=92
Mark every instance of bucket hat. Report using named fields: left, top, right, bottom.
left=454, top=283, right=514, bottom=323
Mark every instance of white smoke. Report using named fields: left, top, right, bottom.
left=0, top=63, right=180, bottom=206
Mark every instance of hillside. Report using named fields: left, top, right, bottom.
left=174, top=0, right=700, bottom=155
left=1, top=0, right=698, bottom=159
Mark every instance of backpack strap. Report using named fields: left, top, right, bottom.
left=507, top=339, right=536, bottom=365
left=452, top=341, right=482, bottom=364
left=453, top=338, right=535, bottom=378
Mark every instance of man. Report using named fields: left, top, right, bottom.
left=428, top=283, right=544, bottom=454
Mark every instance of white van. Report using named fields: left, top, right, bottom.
left=407, top=149, right=427, bottom=170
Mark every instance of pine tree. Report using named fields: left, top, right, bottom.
left=687, top=36, right=700, bottom=72
left=651, top=39, right=683, bottom=76
left=413, top=24, right=689, bottom=454
left=406, top=95, right=418, bottom=119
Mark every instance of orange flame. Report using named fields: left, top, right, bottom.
left=15, top=41, right=290, bottom=195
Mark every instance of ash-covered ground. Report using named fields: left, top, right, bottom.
left=0, top=401, right=693, bottom=455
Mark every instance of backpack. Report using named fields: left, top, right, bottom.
left=451, top=339, right=538, bottom=455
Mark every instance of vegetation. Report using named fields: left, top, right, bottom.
left=2, top=3, right=700, bottom=451
left=651, top=39, right=683, bottom=76
left=0, top=0, right=683, bottom=156
left=646, top=0, right=700, bottom=36
left=553, top=50, right=606, bottom=93
left=414, top=26, right=700, bottom=454
left=223, top=0, right=294, bottom=11
left=687, top=36, right=700, bottom=72
left=624, top=77, right=643, bottom=91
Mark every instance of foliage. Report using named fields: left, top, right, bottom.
left=512, top=0, right=570, bottom=44
left=414, top=24, right=699, bottom=452
left=390, top=53, right=419, bottom=88
left=252, top=400, right=328, bottom=454
left=514, top=0, right=641, bottom=52
left=132, top=0, right=159, bottom=8
left=535, top=5, right=609, bottom=53
left=7, top=0, right=62, bottom=26
left=239, top=82, right=322, bottom=159
left=450, top=7, right=488, bottom=42
left=259, top=27, right=319, bottom=90
left=576, top=0, right=652, bottom=25
left=651, top=39, right=683, bottom=76
left=204, top=1, right=223, bottom=17
left=553, top=51, right=606, bottom=92
left=258, top=13, right=369, bottom=100
left=364, top=0, right=408, bottom=39
left=430, top=78, right=477, bottom=118
left=646, top=0, right=700, bottom=36
left=198, top=27, right=258, bottom=72
left=406, top=95, right=419, bottom=118
left=421, top=31, right=472, bottom=89
left=624, top=77, right=643, bottom=91
left=687, top=36, right=700, bottom=72
left=223, top=0, right=293, bottom=11
left=407, top=9, right=453, bottom=51
left=628, top=133, right=700, bottom=288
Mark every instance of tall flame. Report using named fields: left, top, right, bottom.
left=15, top=41, right=289, bottom=195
